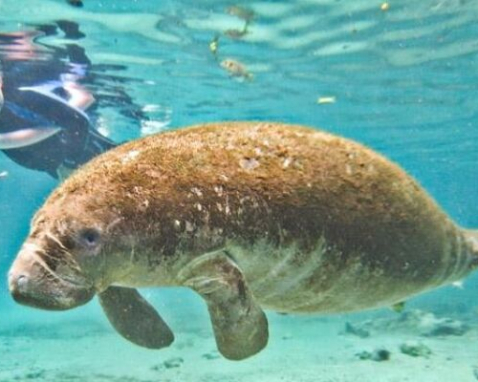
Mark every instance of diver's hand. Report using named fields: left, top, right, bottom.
left=63, top=81, right=95, bottom=110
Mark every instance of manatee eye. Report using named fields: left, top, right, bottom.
left=79, top=228, right=101, bottom=248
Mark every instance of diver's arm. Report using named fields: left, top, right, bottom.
left=63, top=81, right=94, bottom=110
left=0, top=80, right=65, bottom=150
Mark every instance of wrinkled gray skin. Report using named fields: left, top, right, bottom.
left=7, top=122, right=478, bottom=360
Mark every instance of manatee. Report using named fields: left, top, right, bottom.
left=8, top=122, right=478, bottom=360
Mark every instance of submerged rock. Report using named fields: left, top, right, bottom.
left=344, top=322, right=370, bottom=338
left=419, top=316, right=469, bottom=337
left=348, top=309, right=471, bottom=337
left=472, top=365, right=478, bottom=380
left=356, top=348, right=391, bottom=362
left=399, top=341, right=432, bottom=358
left=24, top=368, right=46, bottom=380
left=151, top=357, right=184, bottom=371
left=202, top=351, right=221, bottom=360
left=163, top=357, right=184, bottom=369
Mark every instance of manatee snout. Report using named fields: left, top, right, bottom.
left=8, top=242, right=95, bottom=310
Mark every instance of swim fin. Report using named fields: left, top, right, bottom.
left=0, top=127, right=61, bottom=149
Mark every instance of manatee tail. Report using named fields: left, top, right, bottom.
left=463, top=229, right=478, bottom=270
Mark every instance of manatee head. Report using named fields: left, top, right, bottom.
left=8, top=189, right=126, bottom=311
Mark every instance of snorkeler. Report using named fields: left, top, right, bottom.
left=0, top=21, right=142, bottom=180
left=0, top=72, right=115, bottom=179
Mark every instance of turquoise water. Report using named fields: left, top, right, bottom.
left=1, top=0, right=478, bottom=381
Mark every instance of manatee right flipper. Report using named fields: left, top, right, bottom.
left=98, top=286, right=174, bottom=349
left=178, top=250, right=269, bottom=360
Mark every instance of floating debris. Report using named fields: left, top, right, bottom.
left=220, top=58, right=253, bottom=80
left=226, top=5, right=255, bottom=22
left=317, top=96, right=336, bottom=104
left=224, top=5, right=254, bottom=40
left=0, top=170, right=8, bottom=178
left=399, top=341, right=432, bottom=358
left=209, top=34, right=220, bottom=58
left=381, top=2, right=390, bottom=11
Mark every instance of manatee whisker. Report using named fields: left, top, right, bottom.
left=44, top=231, right=69, bottom=252
left=33, top=244, right=61, bottom=260
left=43, top=231, right=80, bottom=268
left=34, top=240, right=82, bottom=274
left=25, top=244, right=74, bottom=274
left=30, top=251, right=64, bottom=283
left=32, top=250, right=87, bottom=287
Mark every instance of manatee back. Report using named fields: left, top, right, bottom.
left=52, top=122, right=472, bottom=310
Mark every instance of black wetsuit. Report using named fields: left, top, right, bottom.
left=1, top=88, right=115, bottom=178
left=0, top=22, right=117, bottom=178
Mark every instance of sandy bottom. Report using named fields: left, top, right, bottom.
left=1, top=297, right=477, bottom=382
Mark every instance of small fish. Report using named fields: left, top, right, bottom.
left=226, top=5, right=255, bottom=22
left=220, top=59, right=253, bottom=80
left=0, top=171, right=8, bottom=178
left=391, top=301, right=406, bottom=313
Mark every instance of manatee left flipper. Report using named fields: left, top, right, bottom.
left=98, top=286, right=174, bottom=349
left=178, top=250, right=269, bottom=360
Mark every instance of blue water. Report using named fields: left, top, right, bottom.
left=0, top=0, right=478, bottom=381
